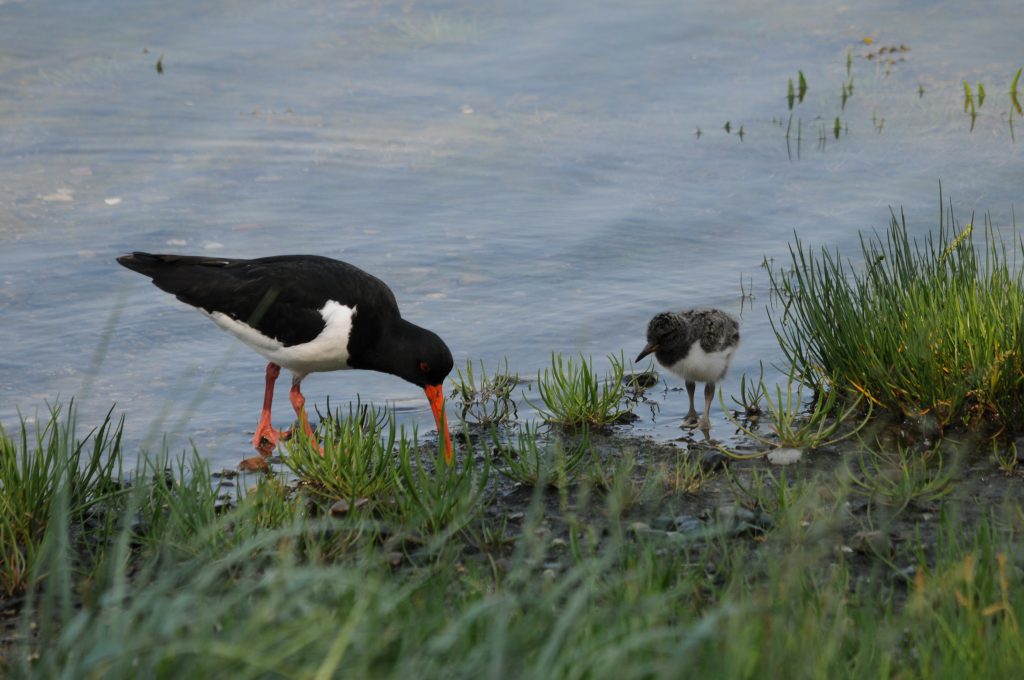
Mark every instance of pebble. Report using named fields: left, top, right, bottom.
left=700, top=450, right=728, bottom=472
left=329, top=497, right=369, bottom=516
left=851, top=530, right=892, bottom=556
left=767, top=447, right=804, bottom=465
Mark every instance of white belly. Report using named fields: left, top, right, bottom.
left=666, top=343, right=736, bottom=383
left=206, top=300, right=355, bottom=380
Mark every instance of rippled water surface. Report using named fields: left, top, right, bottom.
left=1, top=0, right=1022, bottom=468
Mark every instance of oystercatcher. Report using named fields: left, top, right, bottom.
left=117, top=252, right=454, bottom=468
left=635, top=309, right=739, bottom=430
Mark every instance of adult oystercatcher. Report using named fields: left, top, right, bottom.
left=635, top=308, right=739, bottom=430
left=117, top=252, right=454, bottom=468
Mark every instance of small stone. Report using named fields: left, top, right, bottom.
left=652, top=515, right=675, bottom=531
left=238, top=456, right=270, bottom=472
left=330, top=497, right=369, bottom=516
left=628, top=521, right=652, bottom=535
left=767, top=448, right=804, bottom=465
left=716, top=505, right=774, bottom=534
left=716, top=505, right=752, bottom=524
left=674, top=516, right=702, bottom=533
left=852, top=530, right=892, bottom=556
left=625, top=371, right=659, bottom=389
left=700, top=450, right=728, bottom=471
left=104, top=197, right=122, bottom=206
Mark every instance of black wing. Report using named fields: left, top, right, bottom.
left=117, top=252, right=400, bottom=346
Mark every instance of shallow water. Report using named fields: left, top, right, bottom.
left=1, top=0, right=1022, bottom=469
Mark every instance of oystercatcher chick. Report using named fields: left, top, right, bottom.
left=117, top=252, right=454, bottom=469
left=635, top=309, right=739, bottom=430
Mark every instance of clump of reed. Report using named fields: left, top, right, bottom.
left=767, top=197, right=1024, bottom=433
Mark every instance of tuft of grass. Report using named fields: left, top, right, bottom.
left=657, top=454, right=714, bottom=495
left=390, top=427, right=490, bottom=537
left=847, top=443, right=955, bottom=513
left=0, top=403, right=125, bottom=596
left=495, top=423, right=592, bottom=489
left=730, top=362, right=766, bottom=422
left=721, top=368, right=871, bottom=453
left=449, top=359, right=520, bottom=427
left=766, top=197, right=1024, bottom=433
left=529, top=353, right=635, bottom=427
left=585, top=449, right=658, bottom=517
left=282, top=401, right=399, bottom=504
left=992, top=441, right=1019, bottom=476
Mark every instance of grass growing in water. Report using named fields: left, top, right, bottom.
left=767, top=198, right=1024, bottom=433
left=449, top=359, right=520, bottom=426
left=529, top=353, right=635, bottom=427
left=722, top=368, right=871, bottom=453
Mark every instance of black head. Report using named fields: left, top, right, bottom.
left=373, top=318, right=455, bottom=462
left=409, top=327, right=454, bottom=388
left=377, top=319, right=453, bottom=388
left=635, top=312, right=688, bottom=365
left=645, top=312, right=683, bottom=346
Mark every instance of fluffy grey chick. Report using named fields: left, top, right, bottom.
left=635, top=309, right=739, bottom=430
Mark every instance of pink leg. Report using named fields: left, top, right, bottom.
left=289, top=381, right=322, bottom=455
left=250, top=362, right=291, bottom=456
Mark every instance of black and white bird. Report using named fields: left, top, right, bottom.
left=117, top=252, right=454, bottom=468
left=635, top=309, right=739, bottom=430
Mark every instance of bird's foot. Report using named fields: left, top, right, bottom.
left=697, top=415, right=712, bottom=431
left=681, top=413, right=700, bottom=429
left=252, top=426, right=291, bottom=457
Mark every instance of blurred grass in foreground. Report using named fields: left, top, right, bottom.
left=1, top=404, right=1023, bottom=678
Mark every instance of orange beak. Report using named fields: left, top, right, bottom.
left=423, top=383, right=453, bottom=463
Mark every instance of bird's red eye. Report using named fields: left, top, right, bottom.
left=419, top=361, right=430, bottom=374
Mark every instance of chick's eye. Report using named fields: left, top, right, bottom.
left=419, top=361, right=430, bottom=374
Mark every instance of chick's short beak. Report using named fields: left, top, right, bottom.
left=635, top=342, right=658, bottom=363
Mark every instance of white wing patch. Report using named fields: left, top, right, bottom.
left=206, top=300, right=355, bottom=380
